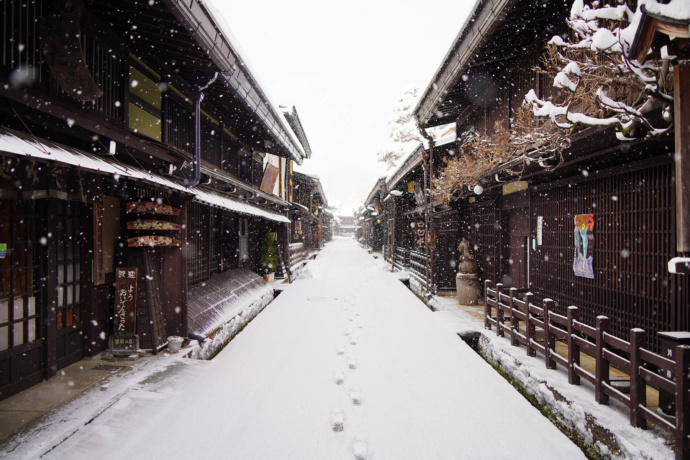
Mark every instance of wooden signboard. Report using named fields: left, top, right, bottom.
left=414, top=219, right=426, bottom=248
left=114, top=267, right=137, bottom=336
left=260, top=164, right=280, bottom=194
left=127, top=220, right=181, bottom=231
left=126, top=201, right=181, bottom=216
left=127, top=236, right=181, bottom=247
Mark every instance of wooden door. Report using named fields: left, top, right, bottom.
left=505, top=210, right=530, bottom=289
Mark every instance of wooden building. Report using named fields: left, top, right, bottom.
left=288, top=171, right=328, bottom=268
left=411, top=0, right=689, bottom=351
left=0, top=0, right=311, bottom=400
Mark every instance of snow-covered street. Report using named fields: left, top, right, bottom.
left=4, top=239, right=584, bottom=459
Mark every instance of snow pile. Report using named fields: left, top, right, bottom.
left=188, top=287, right=274, bottom=360
left=429, top=303, right=675, bottom=459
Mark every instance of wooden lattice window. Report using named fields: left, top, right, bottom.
left=0, top=199, right=40, bottom=351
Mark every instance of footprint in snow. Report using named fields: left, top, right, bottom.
left=357, top=322, right=364, bottom=329
left=337, top=346, right=346, bottom=355
left=353, top=439, right=369, bottom=460
left=335, top=371, right=345, bottom=385
left=350, top=336, right=358, bottom=345
left=347, top=358, right=357, bottom=369
left=349, top=315, right=354, bottom=322
left=350, top=389, right=362, bottom=405
left=344, top=329, right=352, bottom=336
left=331, top=412, right=344, bottom=432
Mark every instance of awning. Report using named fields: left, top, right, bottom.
left=0, top=127, right=190, bottom=195
left=0, top=128, right=290, bottom=223
left=195, top=188, right=290, bottom=223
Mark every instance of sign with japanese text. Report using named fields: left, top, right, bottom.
left=414, top=219, right=426, bottom=249
left=115, top=268, right=138, bottom=335
left=260, top=164, right=280, bottom=195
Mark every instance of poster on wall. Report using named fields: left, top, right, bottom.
left=573, top=213, right=594, bottom=279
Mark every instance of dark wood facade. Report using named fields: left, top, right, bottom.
left=0, top=0, right=307, bottom=400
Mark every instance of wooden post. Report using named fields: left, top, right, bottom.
left=496, top=283, right=504, bottom=337
left=567, top=306, right=580, bottom=385
left=509, top=287, right=519, bottom=346
left=674, top=345, right=690, bottom=460
left=595, top=316, right=610, bottom=405
left=484, top=280, right=493, bottom=330
left=544, top=299, right=556, bottom=369
left=675, top=64, right=690, bottom=252
left=524, top=292, right=535, bottom=357
left=630, top=328, right=647, bottom=429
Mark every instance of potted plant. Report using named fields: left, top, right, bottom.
left=259, top=230, right=279, bottom=282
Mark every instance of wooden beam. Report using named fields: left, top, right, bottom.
left=676, top=64, right=690, bottom=252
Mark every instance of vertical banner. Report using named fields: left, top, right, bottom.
left=573, top=214, right=594, bottom=279
left=93, top=202, right=105, bottom=285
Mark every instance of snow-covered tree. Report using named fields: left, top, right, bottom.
left=377, top=88, right=422, bottom=170
left=525, top=0, right=675, bottom=140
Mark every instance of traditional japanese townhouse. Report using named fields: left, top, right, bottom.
left=361, top=178, right=387, bottom=253
left=0, top=0, right=309, bottom=400
left=288, top=171, right=328, bottom=268
left=336, top=215, right=356, bottom=238
left=414, top=0, right=689, bottom=351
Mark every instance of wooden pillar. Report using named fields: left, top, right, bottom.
left=675, top=64, right=690, bottom=252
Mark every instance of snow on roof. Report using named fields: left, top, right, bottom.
left=195, top=187, right=290, bottom=223
left=640, top=0, right=690, bottom=21
left=0, top=128, right=190, bottom=195
left=188, top=0, right=306, bottom=164
left=0, top=128, right=290, bottom=224
left=422, top=122, right=457, bottom=150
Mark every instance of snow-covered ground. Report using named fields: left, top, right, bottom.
left=2, top=239, right=584, bottom=459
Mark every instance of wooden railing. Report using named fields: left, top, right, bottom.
left=485, top=280, right=690, bottom=459
left=408, top=250, right=427, bottom=283
left=289, top=242, right=307, bottom=268
left=394, top=247, right=408, bottom=272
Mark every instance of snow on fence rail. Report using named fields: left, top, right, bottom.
left=484, top=280, right=690, bottom=460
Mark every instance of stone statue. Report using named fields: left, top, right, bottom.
left=457, top=238, right=478, bottom=275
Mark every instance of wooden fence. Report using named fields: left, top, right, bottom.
left=484, top=280, right=690, bottom=459
left=289, top=242, right=307, bottom=269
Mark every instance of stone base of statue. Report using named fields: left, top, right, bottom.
left=456, top=273, right=479, bottom=305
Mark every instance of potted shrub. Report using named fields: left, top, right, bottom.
left=259, top=230, right=279, bottom=282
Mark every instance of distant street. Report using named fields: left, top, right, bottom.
left=15, top=239, right=584, bottom=460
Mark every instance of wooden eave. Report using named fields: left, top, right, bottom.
left=86, top=0, right=305, bottom=164
left=414, top=0, right=569, bottom=128
left=629, top=6, right=690, bottom=63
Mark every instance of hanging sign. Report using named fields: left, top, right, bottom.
left=0, top=243, right=6, bottom=259
left=573, top=213, right=594, bottom=279
left=127, top=220, right=181, bottom=231
left=126, top=201, right=181, bottom=216
left=536, top=216, right=543, bottom=246
left=260, top=164, right=280, bottom=194
left=127, top=236, right=181, bottom=247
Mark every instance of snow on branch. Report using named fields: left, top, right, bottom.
left=525, top=0, right=674, bottom=141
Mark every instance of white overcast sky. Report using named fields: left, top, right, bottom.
left=206, top=0, right=475, bottom=215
